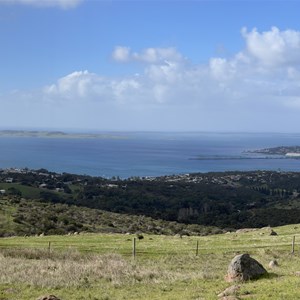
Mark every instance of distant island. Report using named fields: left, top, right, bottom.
left=248, top=146, right=300, bottom=157
left=0, top=130, right=127, bottom=139
left=191, top=146, right=300, bottom=161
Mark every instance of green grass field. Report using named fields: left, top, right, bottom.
left=0, top=183, right=41, bottom=199
left=1, top=225, right=300, bottom=299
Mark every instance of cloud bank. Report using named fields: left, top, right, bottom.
left=3, top=27, right=300, bottom=131
left=2, top=0, right=83, bottom=9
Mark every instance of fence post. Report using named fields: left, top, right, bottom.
left=133, top=238, right=136, bottom=259
left=292, top=236, right=295, bottom=254
left=48, top=241, right=51, bottom=254
left=196, top=240, right=199, bottom=256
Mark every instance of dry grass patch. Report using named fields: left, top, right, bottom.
left=0, top=249, right=210, bottom=289
left=2, top=226, right=300, bottom=299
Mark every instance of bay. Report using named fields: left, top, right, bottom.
left=1, top=132, right=300, bottom=178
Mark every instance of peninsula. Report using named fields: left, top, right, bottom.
left=0, top=130, right=127, bottom=139
left=248, top=146, right=300, bottom=156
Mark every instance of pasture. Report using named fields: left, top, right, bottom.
left=1, top=225, right=300, bottom=299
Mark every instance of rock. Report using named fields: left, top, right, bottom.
left=137, top=234, right=144, bottom=240
left=295, top=271, right=300, bottom=277
left=226, top=254, right=267, bottom=282
left=270, top=230, right=278, bottom=236
left=37, top=295, right=60, bottom=300
left=268, top=260, right=278, bottom=268
left=220, top=297, right=240, bottom=300
left=217, top=285, right=240, bottom=297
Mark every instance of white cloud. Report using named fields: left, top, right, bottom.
left=44, top=70, right=142, bottom=104
left=112, top=46, right=184, bottom=64
left=132, top=47, right=184, bottom=64
left=112, top=46, right=131, bottom=62
left=242, top=26, right=300, bottom=67
left=209, top=57, right=231, bottom=80
left=4, top=27, right=300, bottom=131
left=145, top=60, right=183, bottom=83
left=2, top=0, right=83, bottom=9
left=45, top=70, right=99, bottom=98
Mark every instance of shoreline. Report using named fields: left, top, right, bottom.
left=0, top=130, right=128, bottom=140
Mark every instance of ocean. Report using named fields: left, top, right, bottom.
left=1, top=132, right=300, bottom=178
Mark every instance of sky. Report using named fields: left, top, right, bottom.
left=1, top=0, right=300, bottom=132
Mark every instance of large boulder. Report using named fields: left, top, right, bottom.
left=226, top=254, right=267, bottom=282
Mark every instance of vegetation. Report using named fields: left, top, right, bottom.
left=3, top=169, right=300, bottom=231
left=0, top=196, right=220, bottom=237
left=1, top=224, right=300, bottom=299
left=3, top=169, right=300, bottom=299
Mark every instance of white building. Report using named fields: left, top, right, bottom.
left=286, top=153, right=300, bottom=157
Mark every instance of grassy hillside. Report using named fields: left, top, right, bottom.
left=0, top=196, right=221, bottom=237
left=1, top=224, right=300, bottom=299
left=3, top=169, right=300, bottom=230
left=0, top=182, right=42, bottom=198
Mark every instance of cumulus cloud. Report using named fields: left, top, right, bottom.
left=2, top=0, right=84, bottom=9
left=242, top=26, right=300, bottom=67
left=26, top=28, right=300, bottom=112
left=44, top=70, right=105, bottom=99
left=44, top=70, right=142, bottom=104
left=4, top=27, right=300, bottom=131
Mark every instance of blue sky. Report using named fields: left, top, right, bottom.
left=1, top=0, right=300, bottom=132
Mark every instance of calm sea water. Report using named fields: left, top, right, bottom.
left=1, top=132, right=300, bottom=178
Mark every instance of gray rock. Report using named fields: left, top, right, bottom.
left=268, top=260, right=278, bottom=268
left=217, top=285, right=240, bottom=297
left=37, top=295, right=60, bottom=300
left=226, top=254, right=267, bottom=282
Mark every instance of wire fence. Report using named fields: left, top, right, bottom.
left=1, top=234, right=298, bottom=260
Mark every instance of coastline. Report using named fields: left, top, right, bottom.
left=1, top=132, right=300, bottom=177
left=0, top=130, right=128, bottom=140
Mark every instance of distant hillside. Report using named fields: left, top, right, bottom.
left=0, top=196, right=221, bottom=237
left=2, top=168, right=300, bottom=232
